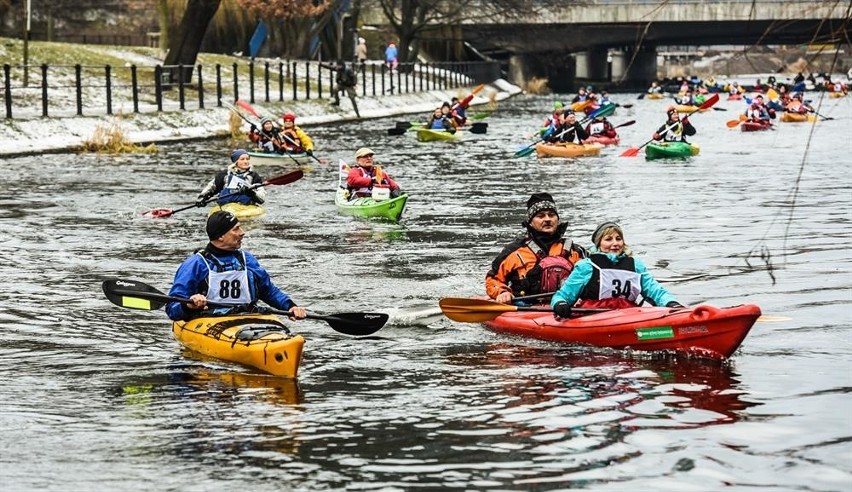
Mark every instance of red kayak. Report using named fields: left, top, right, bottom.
left=584, top=135, right=620, bottom=146
left=741, top=120, right=772, bottom=132
left=484, top=304, right=761, bottom=360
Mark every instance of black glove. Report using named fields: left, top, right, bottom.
left=553, top=302, right=572, bottom=319
left=195, top=194, right=209, bottom=207
left=305, top=149, right=313, bottom=156
left=250, top=124, right=258, bottom=133
left=666, top=301, right=685, bottom=309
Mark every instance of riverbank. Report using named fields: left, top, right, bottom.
left=0, top=78, right=521, bottom=157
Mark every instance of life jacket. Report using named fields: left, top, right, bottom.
left=196, top=250, right=257, bottom=315
left=348, top=166, right=391, bottom=197
left=281, top=129, right=304, bottom=152
left=521, top=239, right=577, bottom=295
left=661, top=121, right=685, bottom=142
left=218, top=171, right=253, bottom=205
left=578, top=254, right=641, bottom=309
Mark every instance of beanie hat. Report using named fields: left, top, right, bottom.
left=526, top=193, right=558, bottom=220
left=553, top=101, right=564, bottom=109
left=207, top=211, right=239, bottom=240
left=283, top=113, right=296, bottom=122
left=230, top=149, right=248, bottom=163
left=591, top=221, right=622, bottom=247
left=260, top=117, right=272, bottom=125
left=666, top=106, right=678, bottom=117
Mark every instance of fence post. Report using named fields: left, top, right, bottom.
left=305, top=62, right=311, bottom=99
left=404, top=64, right=409, bottom=93
left=75, top=64, right=84, bottom=115
left=105, top=65, right=113, bottom=115
left=177, top=64, right=185, bottom=110
left=419, top=64, right=423, bottom=92
left=248, top=60, right=255, bottom=103
left=41, top=64, right=48, bottom=117
left=154, top=65, right=163, bottom=112
left=361, top=63, right=366, bottom=97
left=197, top=64, right=204, bottom=109
left=131, top=65, right=139, bottom=113
left=264, top=61, right=270, bottom=102
left=292, top=62, right=297, bottom=100
left=216, top=64, right=222, bottom=107
left=232, top=63, right=239, bottom=103
left=317, top=63, right=323, bottom=99
left=397, top=67, right=401, bottom=94
left=371, top=64, right=375, bottom=96
left=381, top=64, right=385, bottom=95
left=278, top=62, right=284, bottom=101
left=3, top=64, right=11, bottom=118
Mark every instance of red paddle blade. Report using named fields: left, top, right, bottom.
left=143, top=208, right=175, bottom=218
left=619, top=147, right=640, bottom=157
left=699, top=93, right=719, bottom=110
left=235, top=99, right=261, bottom=118
left=265, top=169, right=304, bottom=186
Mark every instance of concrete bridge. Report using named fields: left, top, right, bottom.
left=361, top=0, right=850, bottom=90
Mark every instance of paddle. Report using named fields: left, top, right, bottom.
left=223, top=101, right=307, bottom=167
left=454, top=83, right=486, bottom=111
left=726, top=114, right=747, bottom=128
left=387, top=127, right=408, bottom=136
left=637, top=93, right=646, bottom=100
left=808, top=107, right=834, bottom=121
left=438, top=297, right=607, bottom=323
left=143, top=169, right=304, bottom=218
left=234, top=100, right=324, bottom=165
left=514, top=103, right=617, bottom=158
left=102, top=279, right=388, bottom=336
left=619, top=93, right=719, bottom=157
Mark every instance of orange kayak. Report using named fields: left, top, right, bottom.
left=535, top=142, right=603, bottom=158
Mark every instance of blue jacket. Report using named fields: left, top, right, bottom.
left=166, top=246, right=295, bottom=321
left=550, top=251, right=676, bottom=308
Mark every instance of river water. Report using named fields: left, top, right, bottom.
left=1, top=92, right=850, bottom=491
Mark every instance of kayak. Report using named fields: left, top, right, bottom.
left=335, top=188, right=408, bottom=222
left=247, top=150, right=311, bottom=166
left=535, top=142, right=603, bottom=158
left=209, top=202, right=265, bottom=220
left=645, top=141, right=700, bottom=160
left=726, top=93, right=743, bottom=101
left=172, top=314, right=305, bottom=377
left=416, top=128, right=459, bottom=142
left=484, top=304, right=761, bottom=360
left=646, top=93, right=664, bottom=100
left=675, top=104, right=709, bottom=113
left=583, top=135, right=620, bottom=146
left=780, top=112, right=816, bottom=123
left=571, top=100, right=594, bottom=112
left=829, top=91, right=846, bottom=98
left=741, top=120, right=772, bottom=132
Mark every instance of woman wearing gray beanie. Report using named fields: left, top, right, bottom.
left=196, top=149, right=267, bottom=209
left=550, top=221, right=683, bottom=319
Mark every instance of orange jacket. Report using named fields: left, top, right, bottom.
left=486, top=236, right=586, bottom=299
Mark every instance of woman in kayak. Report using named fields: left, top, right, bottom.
left=550, top=222, right=684, bottom=318
left=544, top=110, right=589, bottom=144
left=196, top=149, right=266, bottom=207
left=425, top=106, right=456, bottom=132
left=653, top=106, right=696, bottom=143
left=345, top=147, right=402, bottom=199
left=745, top=95, right=774, bottom=123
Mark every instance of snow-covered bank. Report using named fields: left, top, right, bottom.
left=0, top=79, right=522, bottom=157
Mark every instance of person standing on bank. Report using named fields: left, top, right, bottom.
left=346, top=147, right=402, bottom=199
left=196, top=149, right=266, bottom=207
left=486, top=193, right=588, bottom=304
left=166, top=210, right=307, bottom=321
left=356, top=37, right=368, bottom=65
left=550, top=222, right=683, bottom=318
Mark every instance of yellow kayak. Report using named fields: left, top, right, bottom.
left=172, top=314, right=304, bottom=378
left=535, top=142, right=603, bottom=158
left=209, top=202, right=266, bottom=219
left=646, top=93, right=664, bottom=100
left=779, top=112, right=816, bottom=123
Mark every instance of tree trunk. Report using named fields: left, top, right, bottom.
left=163, top=0, right=222, bottom=83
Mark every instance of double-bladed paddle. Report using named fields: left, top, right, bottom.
left=142, top=169, right=304, bottom=218
left=726, top=114, right=748, bottom=128
left=619, top=93, right=719, bottom=157
left=102, top=279, right=388, bottom=336
left=438, top=297, right=607, bottom=323
left=388, top=121, right=488, bottom=136
left=233, top=100, right=325, bottom=165
left=514, top=103, right=617, bottom=158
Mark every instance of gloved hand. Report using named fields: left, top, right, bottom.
left=652, top=133, right=661, bottom=140
left=553, top=302, right=572, bottom=319
left=666, top=301, right=685, bottom=309
left=250, top=124, right=258, bottom=133
left=305, top=149, right=313, bottom=156
left=195, top=194, right=209, bottom=207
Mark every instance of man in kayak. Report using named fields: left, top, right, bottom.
left=653, top=107, right=696, bottom=142
left=196, top=149, right=266, bottom=207
left=279, top=113, right=315, bottom=156
left=550, top=222, right=683, bottom=318
left=345, top=147, right=402, bottom=199
left=584, top=114, right=618, bottom=140
left=486, top=193, right=588, bottom=304
left=166, top=210, right=307, bottom=321
left=544, top=110, right=589, bottom=144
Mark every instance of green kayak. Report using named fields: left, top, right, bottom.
left=645, top=142, right=700, bottom=160
left=416, top=128, right=459, bottom=142
left=335, top=189, right=408, bottom=222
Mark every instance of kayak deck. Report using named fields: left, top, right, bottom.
left=209, top=202, right=266, bottom=219
left=335, top=188, right=408, bottom=222
left=172, top=314, right=304, bottom=377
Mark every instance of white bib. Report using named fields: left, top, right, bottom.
left=225, top=174, right=250, bottom=190
left=199, top=253, right=252, bottom=305
left=596, top=266, right=641, bottom=302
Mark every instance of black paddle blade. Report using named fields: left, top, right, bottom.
left=309, top=312, right=389, bottom=336
left=395, top=121, right=414, bottom=130
left=102, top=279, right=167, bottom=311
left=468, top=122, right=488, bottom=134
left=387, top=127, right=407, bottom=136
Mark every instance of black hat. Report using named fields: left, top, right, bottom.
left=206, top=211, right=239, bottom=240
left=526, top=193, right=558, bottom=220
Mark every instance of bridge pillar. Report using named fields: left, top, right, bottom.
left=574, top=48, right=608, bottom=81
left=507, top=55, right=529, bottom=88
left=619, top=45, right=657, bottom=86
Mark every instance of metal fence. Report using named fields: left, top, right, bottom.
left=1, top=60, right=500, bottom=119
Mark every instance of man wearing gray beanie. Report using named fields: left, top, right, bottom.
left=486, top=193, right=587, bottom=304
left=165, top=210, right=306, bottom=322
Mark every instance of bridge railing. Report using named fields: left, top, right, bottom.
left=1, top=60, right=500, bottom=119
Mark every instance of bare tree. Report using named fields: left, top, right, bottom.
left=163, top=0, right=222, bottom=82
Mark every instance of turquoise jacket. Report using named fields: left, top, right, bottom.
left=550, top=251, right=677, bottom=308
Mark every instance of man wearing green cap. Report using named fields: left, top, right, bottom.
left=165, top=211, right=306, bottom=321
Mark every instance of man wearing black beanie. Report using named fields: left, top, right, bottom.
left=165, top=211, right=306, bottom=321
left=485, top=193, right=587, bottom=304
